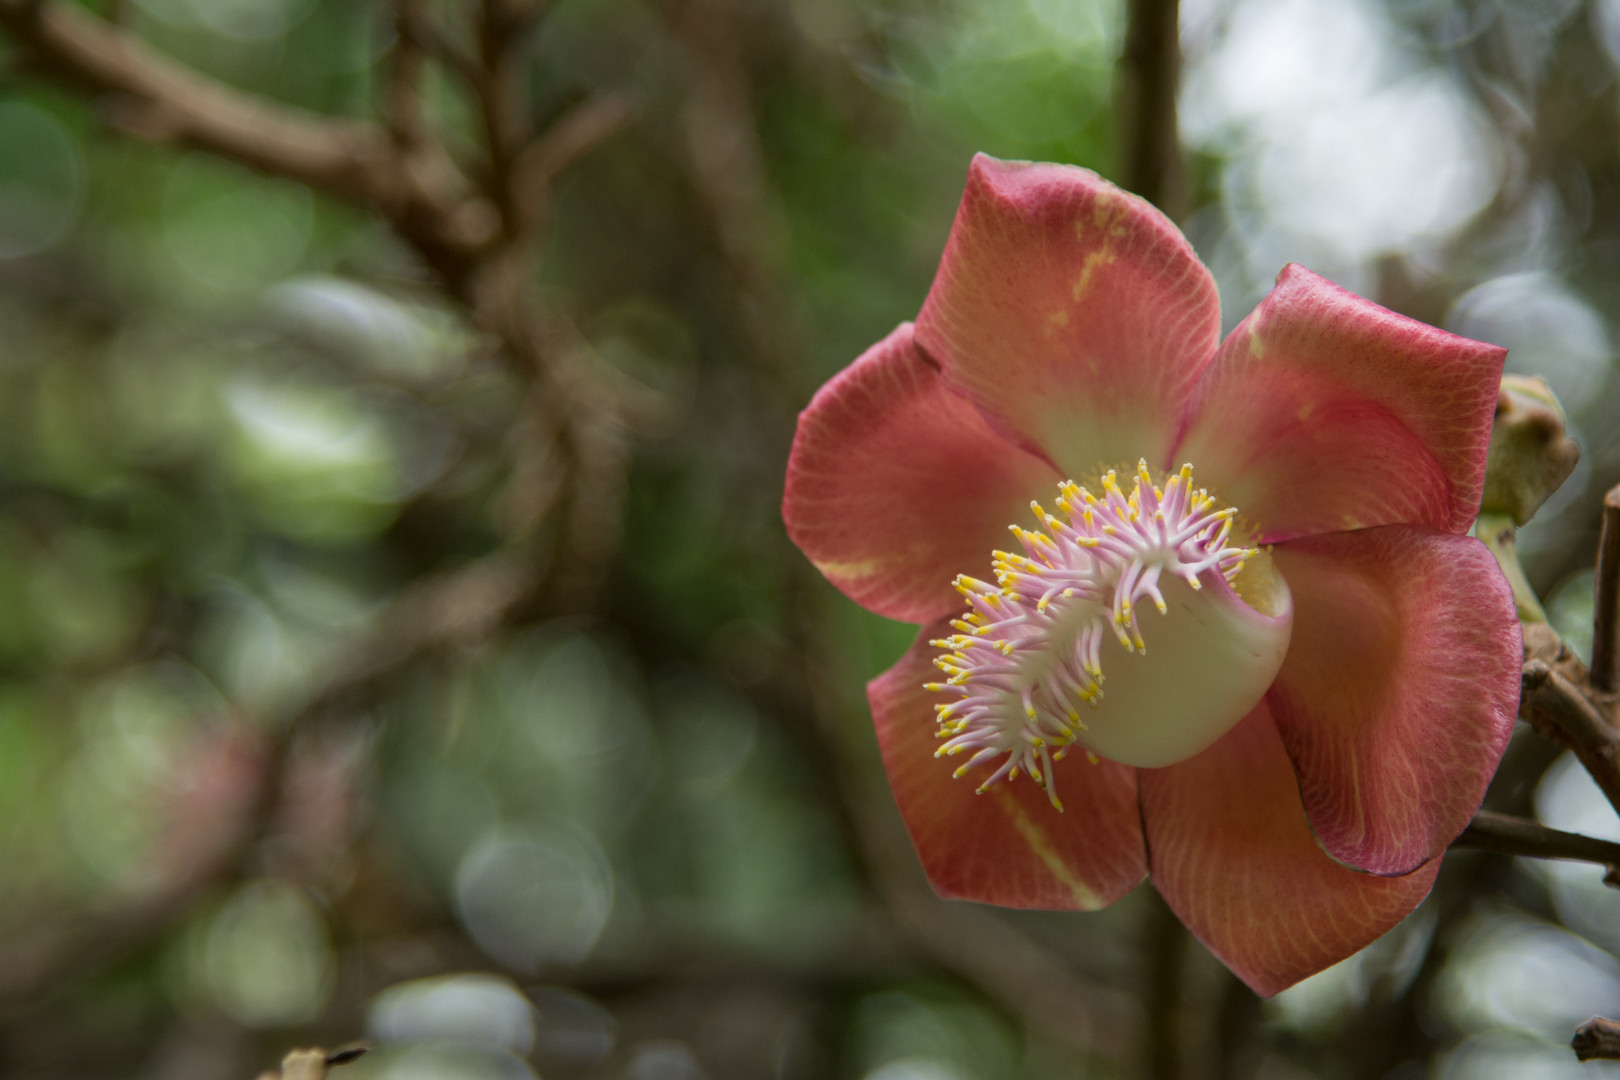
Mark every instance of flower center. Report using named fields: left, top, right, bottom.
left=927, top=461, right=1292, bottom=809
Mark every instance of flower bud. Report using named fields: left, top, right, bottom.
left=1481, top=375, right=1580, bottom=526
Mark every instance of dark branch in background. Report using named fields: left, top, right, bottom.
left=1519, top=660, right=1620, bottom=817
left=0, top=0, right=490, bottom=281
left=1452, top=810, right=1620, bottom=873
left=1575, top=1017, right=1620, bottom=1062
left=1142, top=891, right=1188, bottom=1080
left=396, top=5, right=480, bottom=86
left=1591, top=485, right=1620, bottom=691
left=0, top=0, right=634, bottom=615
left=385, top=0, right=427, bottom=154
left=1477, top=487, right=1620, bottom=1060
left=1116, top=6, right=1192, bottom=1075
left=511, top=93, right=635, bottom=237
left=1117, top=0, right=1183, bottom=215
left=0, top=0, right=632, bottom=1025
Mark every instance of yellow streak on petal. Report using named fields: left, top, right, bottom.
left=810, top=554, right=891, bottom=580
left=990, top=787, right=1105, bottom=909
left=1071, top=246, right=1118, bottom=303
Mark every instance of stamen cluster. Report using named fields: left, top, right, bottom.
left=926, top=461, right=1255, bottom=809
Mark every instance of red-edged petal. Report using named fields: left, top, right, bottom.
left=1266, top=526, right=1520, bottom=876
left=784, top=323, right=1058, bottom=623
left=870, top=619, right=1148, bottom=909
left=1176, top=265, right=1505, bottom=541
left=914, top=155, right=1221, bottom=477
left=1141, top=704, right=1439, bottom=997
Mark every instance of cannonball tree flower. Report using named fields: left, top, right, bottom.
left=782, top=155, right=1522, bottom=995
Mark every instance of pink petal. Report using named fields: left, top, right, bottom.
left=1176, top=265, right=1506, bottom=541
left=1266, top=526, right=1521, bottom=876
left=784, top=323, right=1060, bottom=623
left=1141, top=704, right=1440, bottom=996
left=914, top=155, right=1221, bottom=477
left=870, top=619, right=1148, bottom=909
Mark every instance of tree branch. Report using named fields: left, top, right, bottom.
left=0, top=2, right=374, bottom=199
left=1143, top=890, right=1189, bottom=1080
left=1591, top=485, right=1620, bottom=691
left=0, top=1, right=497, bottom=277
left=511, top=93, right=635, bottom=236
left=1452, top=810, right=1620, bottom=872
left=1520, top=661, right=1620, bottom=816
left=396, top=4, right=480, bottom=86
left=384, top=0, right=428, bottom=154
left=1117, top=0, right=1183, bottom=214
left=1574, top=1017, right=1620, bottom=1061
left=473, top=0, right=537, bottom=228
left=0, top=0, right=633, bottom=613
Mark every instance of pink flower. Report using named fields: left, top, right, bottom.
left=782, top=155, right=1523, bottom=995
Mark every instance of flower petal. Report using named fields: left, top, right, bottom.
left=784, top=322, right=1058, bottom=623
left=1266, top=526, right=1521, bottom=876
left=1176, top=265, right=1506, bottom=541
left=870, top=619, right=1148, bottom=909
left=914, top=155, right=1221, bottom=477
left=1140, top=704, right=1439, bottom=997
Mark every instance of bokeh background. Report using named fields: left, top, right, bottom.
left=2, top=0, right=1620, bottom=1077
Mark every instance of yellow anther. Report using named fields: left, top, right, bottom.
left=1086, top=751, right=1099, bottom=764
